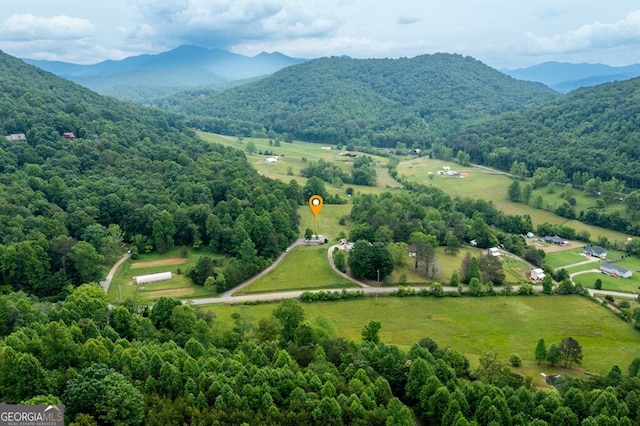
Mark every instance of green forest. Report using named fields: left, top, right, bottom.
left=2, top=287, right=640, bottom=425
left=155, top=54, right=558, bottom=146
left=2, top=47, right=640, bottom=425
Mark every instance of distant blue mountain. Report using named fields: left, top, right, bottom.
left=22, top=45, right=307, bottom=101
left=502, top=61, right=640, bottom=93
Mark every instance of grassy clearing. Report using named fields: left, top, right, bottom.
left=396, top=157, right=632, bottom=243
left=238, top=245, right=355, bottom=294
left=198, top=132, right=396, bottom=198
left=545, top=248, right=590, bottom=270
left=108, top=248, right=214, bottom=303
left=298, top=204, right=353, bottom=241
left=205, top=295, right=640, bottom=379
left=573, top=272, right=640, bottom=293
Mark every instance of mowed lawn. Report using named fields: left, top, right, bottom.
left=238, top=245, right=355, bottom=294
left=206, top=296, right=640, bottom=378
left=108, top=248, right=214, bottom=303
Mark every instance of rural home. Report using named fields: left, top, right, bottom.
left=530, top=268, right=545, bottom=281
left=600, top=262, right=632, bottom=278
left=62, top=132, right=76, bottom=140
left=584, top=245, right=607, bottom=259
left=488, top=247, right=500, bottom=257
left=135, top=272, right=172, bottom=284
left=544, top=235, right=566, bottom=245
left=5, top=133, right=27, bottom=142
left=305, top=235, right=328, bottom=245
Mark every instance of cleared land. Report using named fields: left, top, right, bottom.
left=238, top=245, right=355, bottom=294
left=130, top=258, right=186, bottom=269
left=206, top=295, right=640, bottom=381
left=397, top=157, right=631, bottom=244
left=107, top=248, right=214, bottom=303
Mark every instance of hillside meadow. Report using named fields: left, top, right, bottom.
left=204, top=295, right=640, bottom=380
left=397, top=156, right=632, bottom=244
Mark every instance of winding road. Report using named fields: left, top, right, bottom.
left=101, top=244, right=636, bottom=306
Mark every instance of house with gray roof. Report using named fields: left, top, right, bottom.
left=600, top=262, right=632, bottom=278
left=584, top=245, right=607, bottom=259
left=544, top=235, right=566, bottom=245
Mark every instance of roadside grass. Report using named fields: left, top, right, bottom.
left=108, top=248, right=214, bottom=303
left=205, top=295, right=640, bottom=381
left=396, top=157, right=632, bottom=243
left=566, top=262, right=602, bottom=274
left=573, top=272, right=640, bottom=293
left=237, top=245, right=355, bottom=294
left=386, top=247, right=531, bottom=286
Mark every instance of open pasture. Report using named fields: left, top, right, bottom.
left=199, top=131, right=399, bottom=197
left=298, top=204, right=352, bottom=241
left=108, top=248, right=213, bottom=303
left=397, top=157, right=631, bottom=243
left=238, top=245, right=355, bottom=294
left=206, top=295, right=640, bottom=378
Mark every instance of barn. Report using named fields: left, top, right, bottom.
left=135, top=272, right=172, bottom=284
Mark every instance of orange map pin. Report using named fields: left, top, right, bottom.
left=308, top=195, right=323, bottom=216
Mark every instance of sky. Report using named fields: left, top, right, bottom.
left=0, top=1, right=639, bottom=69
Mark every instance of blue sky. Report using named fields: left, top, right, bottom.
left=0, top=1, right=639, bottom=69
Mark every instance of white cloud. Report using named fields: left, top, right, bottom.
left=523, top=9, right=640, bottom=54
left=0, top=13, right=94, bottom=41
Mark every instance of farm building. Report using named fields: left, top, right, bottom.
left=584, top=245, right=607, bottom=259
left=135, top=272, right=172, bottom=284
left=5, top=133, right=27, bottom=142
left=600, top=263, right=632, bottom=278
left=530, top=268, right=545, bottom=281
left=544, top=235, right=566, bottom=245
left=488, top=247, right=500, bottom=257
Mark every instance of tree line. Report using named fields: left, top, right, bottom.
left=1, top=287, right=639, bottom=424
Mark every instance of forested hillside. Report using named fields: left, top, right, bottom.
left=444, top=77, right=640, bottom=188
left=0, top=50, right=300, bottom=298
left=156, top=54, right=559, bottom=146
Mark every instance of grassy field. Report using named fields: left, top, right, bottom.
left=107, top=248, right=214, bottom=303
left=298, top=204, right=353, bottom=241
left=573, top=271, right=640, bottom=292
left=545, top=248, right=591, bottom=270
left=198, top=132, right=399, bottom=198
left=397, top=157, right=632, bottom=244
left=238, top=245, right=356, bottom=294
left=205, top=296, right=640, bottom=381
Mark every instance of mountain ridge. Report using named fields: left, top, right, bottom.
left=503, top=61, right=640, bottom=93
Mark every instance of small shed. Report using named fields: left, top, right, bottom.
left=531, top=268, right=545, bottom=281
left=135, top=272, right=172, bottom=285
left=5, top=133, right=27, bottom=142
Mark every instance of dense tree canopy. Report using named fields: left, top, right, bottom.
left=160, top=54, right=558, bottom=146
left=0, top=50, right=300, bottom=298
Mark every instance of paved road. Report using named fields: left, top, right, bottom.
left=326, top=244, right=370, bottom=288
left=100, top=243, right=637, bottom=307
left=100, top=252, right=130, bottom=293
left=220, top=238, right=306, bottom=297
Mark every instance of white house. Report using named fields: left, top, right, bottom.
left=530, top=268, right=545, bottom=281
left=488, top=247, right=500, bottom=257
left=135, top=272, right=172, bottom=285
left=263, top=157, right=278, bottom=164
left=600, top=263, right=632, bottom=278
